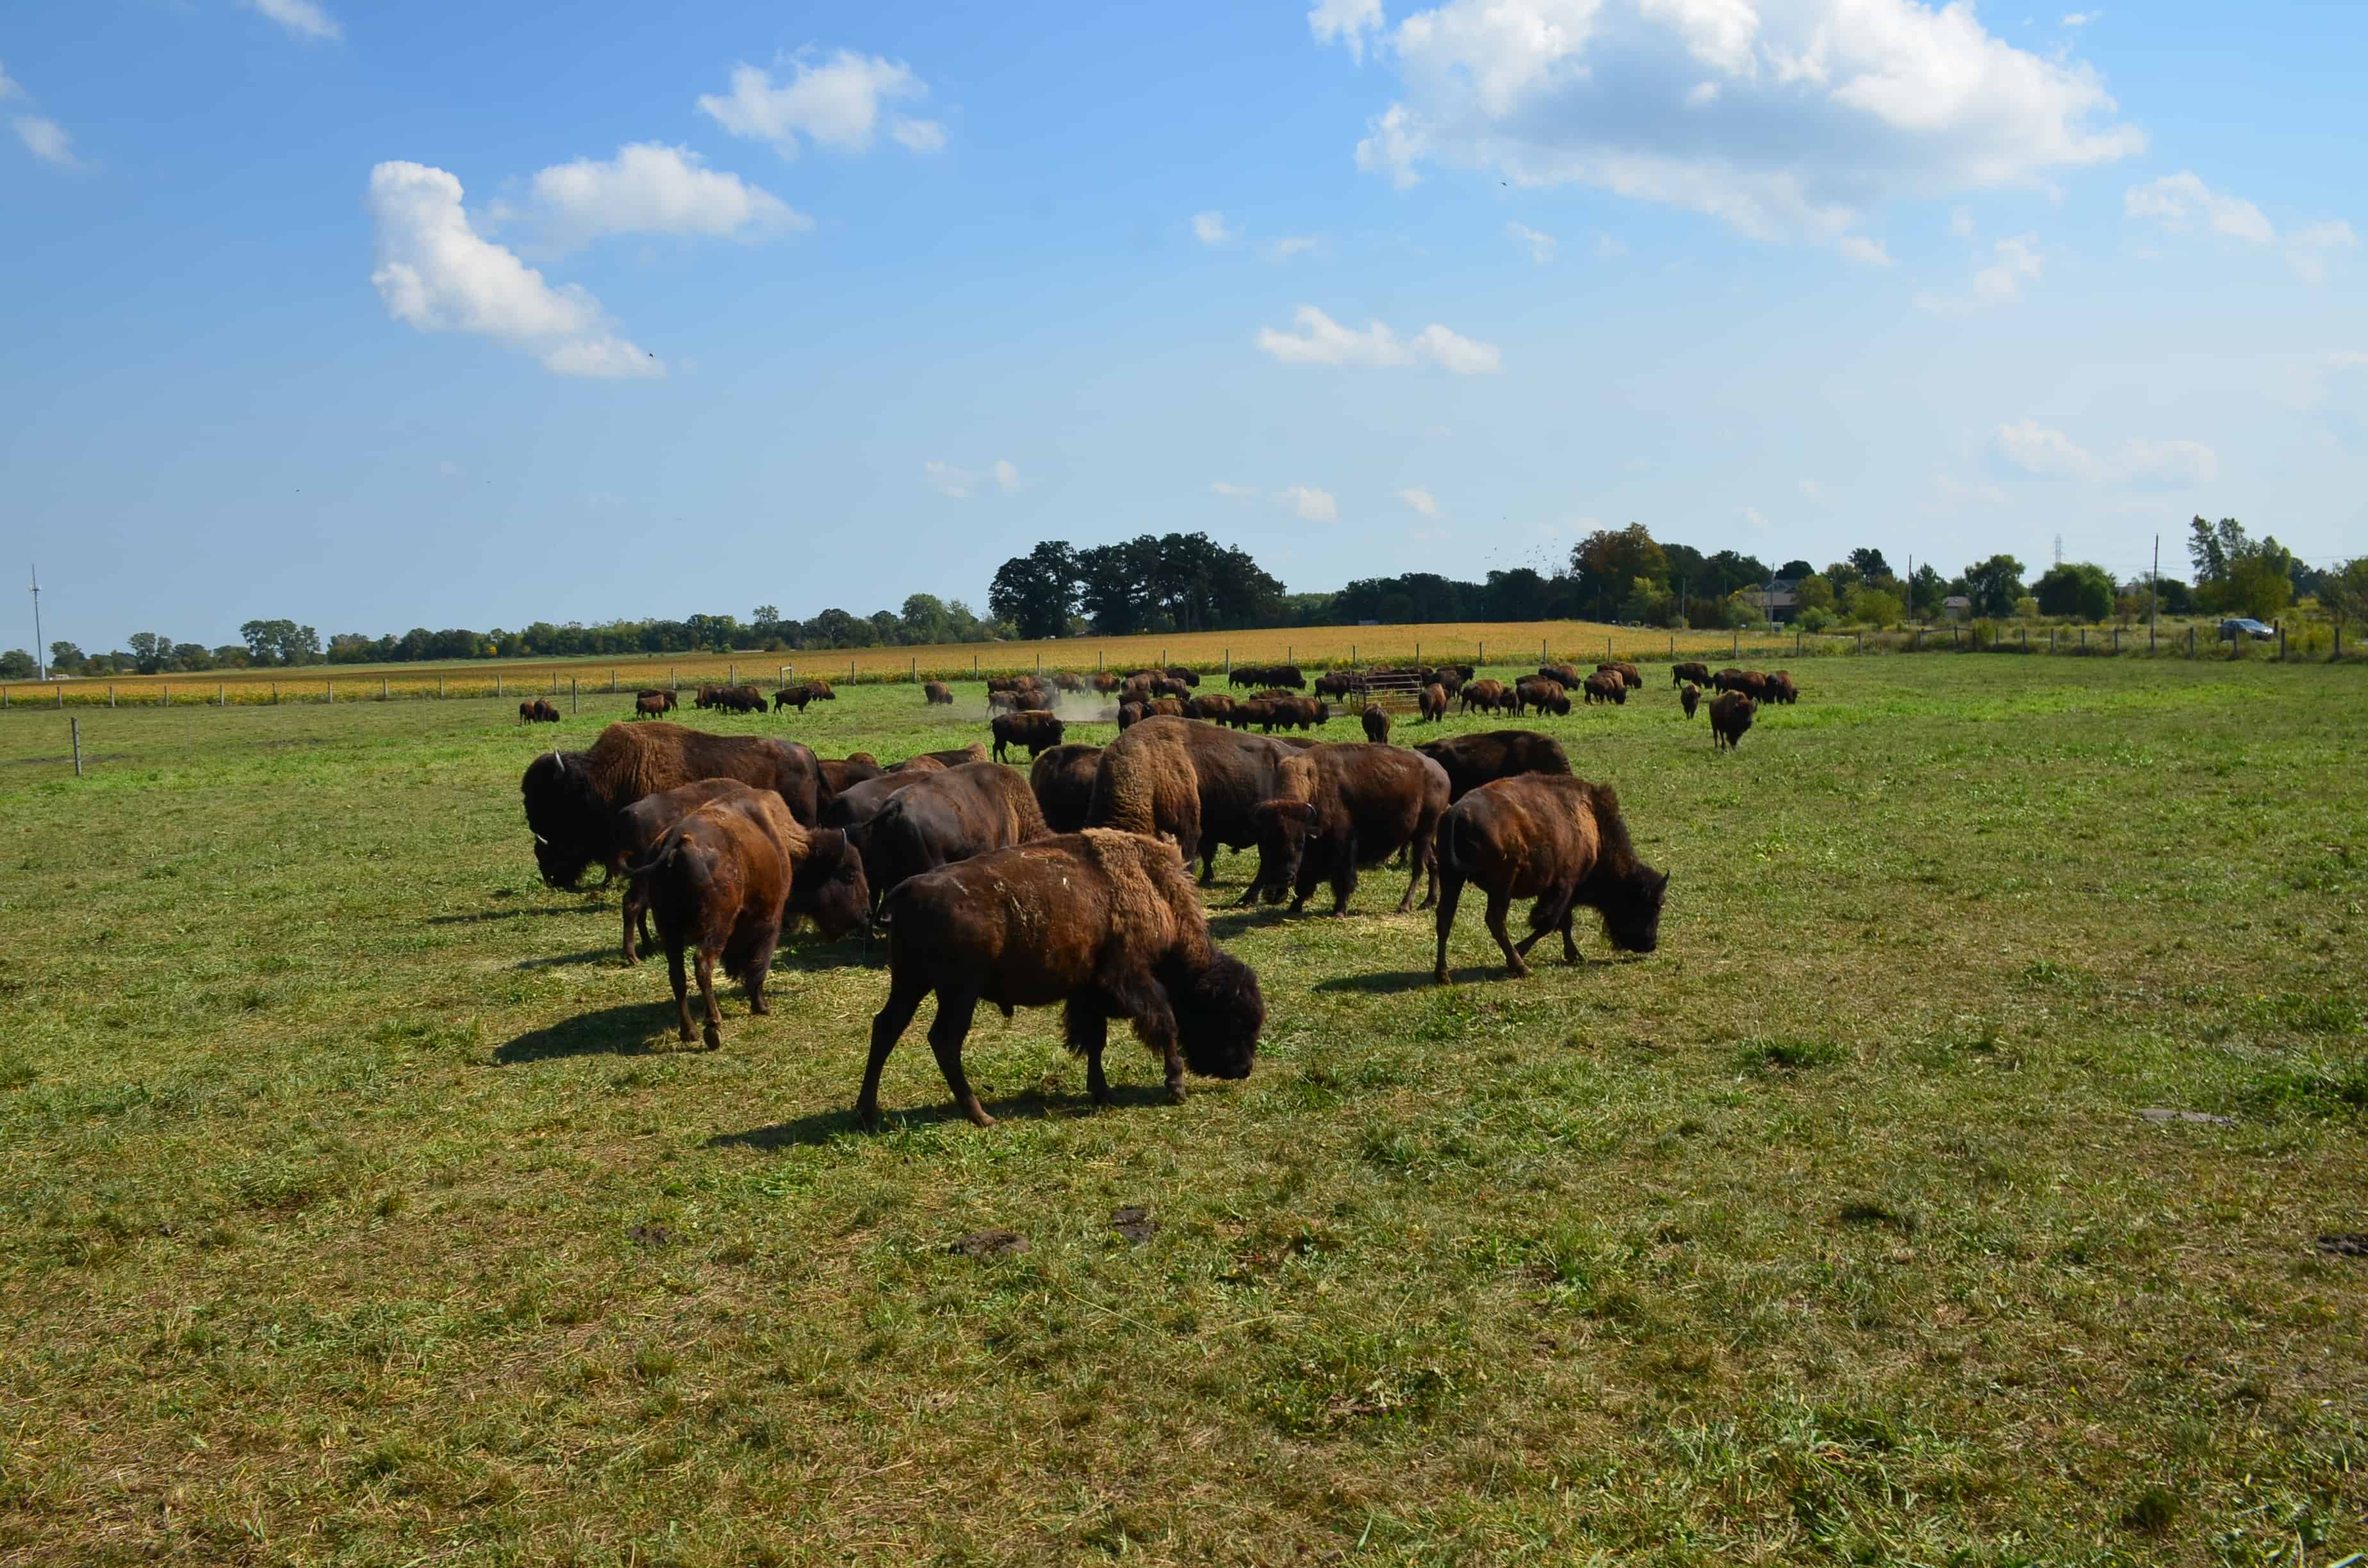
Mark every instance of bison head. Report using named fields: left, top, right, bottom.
left=789, top=828, right=871, bottom=941
left=1247, top=798, right=1318, bottom=905
left=1168, top=948, right=1263, bottom=1080
left=1599, top=864, right=1670, bottom=954
left=520, top=750, right=611, bottom=890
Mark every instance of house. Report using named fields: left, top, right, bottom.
left=1741, top=580, right=1801, bottom=623
left=1941, top=595, right=1973, bottom=620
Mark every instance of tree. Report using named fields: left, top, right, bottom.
left=1481, top=568, right=1557, bottom=621
left=1777, top=559, right=1814, bottom=582
left=1794, top=574, right=1836, bottom=614
left=1905, top=564, right=1948, bottom=619
left=238, top=617, right=320, bottom=666
left=1960, top=555, right=2027, bottom=617
left=48, top=641, right=86, bottom=674
left=127, top=632, right=173, bottom=674
left=1848, top=587, right=1902, bottom=627
left=0, top=649, right=38, bottom=678
left=989, top=542, right=1080, bottom=640
left=170, top=642, right=216, bottom=671
left=2224, top=552, right=2294, bottom=621
left=1568, top=525, right=1668, bottom=618
left=2032, top=562, right=2116, bottom=622
left=1847, top=547, right=1893, bottom=582
left=2321, top=559, right=2368, bottom=633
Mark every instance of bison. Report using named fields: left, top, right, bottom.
left=1709, top=692, right=1755, bottom=750
left=1419, top=683, right=1448, bottom=723
left=1313, top=670, right=1363, bottom=703
left=519, top=698, right=560, bottom=724
left=1680, top=682, right=1701, bottom=719
left=1766, top=670, right=1798, bottom=705
left=1540, top=662, right=1585, bottom=689
left=709, top=685, right=767, bottom=714
left=521, top=722, right=826, bottom=891
left=614, top=779, right=867, bottom=966
left=1087, top=715, right=1311, bottom=885
left=634, top=691, right=671, bottom=719
left=1187, top=692, right=1236, bottom=723
left=1245, top=743, right=1448, bottom=915
left=860, top=762, right=1049, bottom=918
left=1672, top=661, right=1711, bottom=687
left=898, top=743, right=987, bottom=771
left=818, top=754, right=884, bottom=797
left=1361, top=705, right=1391, bottom=744
left=1116, top=701, right=1147, bottom=731
left=1164, top=667, right=1201, bottom=688
left=775, top=682, right=831, bottom=712
left=1029, top=742, right=1103, bottom=833
left=1515, top=678, right=1571, bottom=717
left=818, top=766, right=940, bottom=835
left=1581, top=671, right=1625, bottom=706
left=1412, top=730, right=1572, bottom=802
left=1433, top=775, right=1667, bottom=983
left=636, top=688, right=678, bottom=712
left=1598, top=662, right=1642, bottom=689
left=857, top=831, right=1263, bottom=1129
left=1090, top=671, right=1122, bottom=694
left=923, top=680, right=954, bottom=705
left=1053, top=671, right=1085, bottom=693
left=637, top=788, right=869, bottom=1049
left=991, top=708, right=1066, bottom=763
left=1459, top=678, right=1508, bottom=715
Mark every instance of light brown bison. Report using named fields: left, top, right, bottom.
left=1246, top=743, right=1448, bottom=915
left=1709, top=692, right=1755, bottom=750
left=858, top=831, right=1264, bottom=1129
left=991, top=708, right=1066, bottom=763
left=1147, top=698, right=1187, bottom=719
left=1187, top=692, right=1237, bottom=723
left=923, top=680, right=954, bottom=705
left=614, top=779, right=867, bottom=966
left=1766, top=670, right=1798, bottom=705
left=1672, top=660, right=1711, bottom=687
left=1459, top=678, right=1508, bottom=715
left=1680, top=682, right=1702, bottom=719
left=818, top=754, right=884, bottom=797
left=1582, top=671, right=1625, bottom=706
left=636, top=687, right=678, bottom=712
left=520, top=698, right=560, bottom=724
left=1412, top=730, right=1572, bottom=801
left=860, top=762, right=1049, bottom=917
left=1515, top=677, right=1571, bottom=717
left=1029, top=742, right=1103, bottom=833
left=521, top=722, right=826, bottom=890
left=636, top=788, right=868, bottom=1049
left=1090, top=671, right=1122, bottom=694
left=633, top=691, right=670, bottom=719
left=1419, top=683, right=1449, bottom=723
left=1598, top=662, right=1642, bottom=689
left=1087, top=715, right=1310, bottom=885
left=1053, top=670, right=1086, bottom=692
left=1361, top=705, right=1391, bottom=744
left=898, top=743, right=988, bottom=771
left=1433, top=775, right=1668, bottom=982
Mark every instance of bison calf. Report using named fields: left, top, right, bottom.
left=859, top=831, right=1264, bottom=1128
left=1433, top=776, right=1668, bottom=983
left=1681, top=682, right=1701, bottom=719
left=1419, top=683, right=1448, bottom=723
left=922, top=681, right=953, bottom=705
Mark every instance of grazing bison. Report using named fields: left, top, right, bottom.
left=615, top=779, right=868, bottom=967
left=1029, top=743, right=1104, bottom=833
left=520, top=698, right=560, bottom=724
left=819, top=767, right=940, bottom=835
left=1246, top=743, right=1449, bottom=915
left=1413, top=730, right=1572, bottom=802
left=775, top=682, right=831, bottom=712
left=1090, top=671, right=1122, bottom=694
left=521, top=722, right=826, bottom=891
left=991, top=708, right=1066, bottom=763
left=1147, top=698, right=1187, bottom=720
left=923, top=681, right=953, bottom=705
left=1265, top=695, right=1330, bottom=731
left=634, top=691, right=670, bottom=719
left=1361, top=705, right=1391, bottom=744
left=1582, top=671, right=1626, bottom=706
left=1087, top=715, right=1311, bottom=885
left=1599, top=662, right=1642, bottom=689
left=1711, top=668, right=1771, bottom=700
left=1433, top=775, right=1667, bottom=982
left=1709, top=692, right=1755, bottom=750
left=898, top=743, right=988, bottom=771
left=1419, top=683, right=1449, bottom=723
left=1187, top=692, right=1236, bottom=723
left=1053, top=670, right=1085, bottom=692
left=1710, top=667, right=1745, bottom=692
left=858, top=831, right=1263, bottom=1129
left=1540, top=662, right=1585, bottom=689
left=1231, top=663, right=1304, bottom=690
left=636, top=688, right=678, bottom=713
left=1165, top=667, right=1201, bottom=688
left=637, top=789, right=869, bottom=1049
left=1515, top=678, right=1572, bottom=717
left=818, top=754, right=884, bottom=798
left=1459, top=678, right=1508, bottom=715
left=989, top=692, right=1020, bottom=715
left=1115, top=701, right=1147, bottom=731
left=1766, top=670, right=1798, bottom=705
left=861, top=762, right=1049, bottom=916
left=1672, top=661, right=1711, bottom=688
left=1313, top=670, right=1363, bottom=703
left=1149, top=677, right=1190, bottom=701
left=1680, top=682, right=1702, bottom=719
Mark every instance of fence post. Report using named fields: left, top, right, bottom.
left=70, top=716, right=82, bottom=778
left=438, top=675, right=445, bottom=698
left=163, top=683, right=169, bottom=708
left=109, top=685, right=115, bottom=708
left=1036, top=653, right=1042, bottom=675
left=730, top=663, right=736, bottom=686
left=55, top=683, right=63, bottom=709
left=910, top=658, right=917, bottom=683
left=2279, top=624, right=2287, bottom=661
left=2, top=685, right=8, bottom=708
left=381, top=678, right=388, bottom=701
left=610, top=669, right=616, bottom=693
left=1796, top=630, right=1802, bottom=655
left=1732, top=629, right=1738, bottom=658
left=1478, top=640, right=1484, bottom=666
left=497, top=675, right=504, bottom=698
left=571, top=678, right=578, bottom=714
left=670, top=666, right=676, bottom=692
left=1857, top=632, right=1863, bottom=655
left=272, top=682, right=277, bottom=704
left=2189, top=626, right=2196, bottom=657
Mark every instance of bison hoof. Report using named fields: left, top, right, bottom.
left=702, top=1027, right=723, bottom=1050
left=749, top=998, right=769, bottom=1015
left=1433, top=967, right=1451, bottom=985
left=1506, top=961, right=1533, bottom=979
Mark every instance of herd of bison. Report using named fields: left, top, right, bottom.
left=518, top=658, right=1795, bottom=1127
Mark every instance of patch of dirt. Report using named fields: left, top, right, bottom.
left=950, top=1229, right=1028, bottom=1258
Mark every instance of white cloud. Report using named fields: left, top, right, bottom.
left=1742, top=505, right=1770, bottom=531
left=924, top=461, right=976, bottom=498
left=1992, top=420, right=2217, bottom=486
left=2287, top=220, right=2356, bottom=283
left=1799, top=478, right=1828, bottom=502
left=2124, top=170, right=2274, bottom=244
left=1935, top=473, right=2007, bottom=507
left=0, top=61, right=19, bottom=100
left=992, top=459, right=1020, bottom=493
left=1269, top=235, right=1320, bottom=259
left=1398, top=487, right=1441, bottom=516
left=1506, top=220, right=1557, bottom=263
left=698, top=51, right=942, bottom=158
left=1309, top=0, right=1386, bottom=63
left=1193, top=210, right=1237, bottom=245
left=2061, top=11, right=2100, bottom=26
left=1949, top=206, right=1976, bottom=238
left=13, top=114, right=74, bottom=168
left=366, top=161, right=660, bottom=379
left=1256, top=305, right=1502, bottom=373
left=1333, top=0, right=2144, bottom=256
left=1211, top=481, right=1262, bottom=502
left=1281, top=485, right=1339, bottom=522
left=1915, top=233, right=2041, bottom=313
left=1596, top=233, right=1628, bottom=259
left=245, top=0, right=341, bottom=42
left=1838, top=234, right=1892, bottom=266
left=518, top=143, right=806, bottom=250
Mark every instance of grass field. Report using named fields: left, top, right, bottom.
left=3, top=657, right=2364, bottom=1565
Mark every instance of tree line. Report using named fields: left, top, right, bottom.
left=6, top=518, right=2359, bottom=681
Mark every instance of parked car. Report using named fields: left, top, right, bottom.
left=2217, top=618, right=2274, bottom=641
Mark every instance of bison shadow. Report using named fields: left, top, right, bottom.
left=429, top=903, right=599, bottom=926
left=1310, top=969, right=1441, bottom=996
left=494, top=1002, right=685, bottom=1063
left=512, top=948, right=615, bottom=970
left=711, top=1083, right=1180, bottom=1150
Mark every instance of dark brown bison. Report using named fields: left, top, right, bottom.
left=1459, top=678, right=1507, bottom=715
left=1681, top=682, right=1702, bottom=719
left=1230, top=663, right=1305, bottom=690
left=857, top=831, right=1263, bottom=1129
left=1246, top=744, right=1449, bottom=915
left=1053, top=670, right=1085, bottom=692
left=614, top=780, right=867, bottom=966
left=520, top=698, right=560, bottom=724
left=1711, top=667, right=1745, bottom=692
left=521, top=723, right=825, bottom=891
left=1598, top=662, right=1642, bottom=689
left=1116, top=701, right=1147, bottom=731
left=1090, top=671, right=1122, bottom=694
left=1710, top=667, right=1770, bottom=699
left=898, top=743, right=987, bottom=771
left=1540, top=662, right=1585, bottom=689
left=1313, top=670, right=1363, bottom=702
left=1029, top=742, right=1103, bottom=833
left=1766, top=670, right=1798, bottom=705
left=1412, top=730, right=1572, bottom=801
left=636, top=688, right=678, bottom=712
left=1361, top=705, right=1390, bottom=744
left=860, top=762, right=1049, bottom=917
left=705, top=684, right=766, bottom=714
left=1709, top=692, right=1755, bottom=750
left=1419, top=683, right=1448, bottom=723
left=923, top=681, right=953, bottom=705
left=818, top=766, right=939, bottom=835
left=635, top=788, right=869, bottom=1049
left=1433, top=776, right=1667, bottom=983
left=1582, top=671, right=1625, bottom=706
left=634, top=691, right=670, bottom=719
left=1515, top=678, right=1571, bottom=717
left=1164, top=667, right=1201, bottom=687
left=1263, top=695, right=1330, bottom=731
left=1672, top=661, right=1711, bottom=687
left=1147, top=698, right=1187, bottom=719
left=1087, top=715, right=1311, bottom=885
left=774, top=682, right=832, bottom=712
left=991, top=709, right=1066, bottom=763
left=1187, top=692, right=1236, bottom=723
left=985, top=676, right=1023, bottom=694
left=818, top=754, right=883, bottom=797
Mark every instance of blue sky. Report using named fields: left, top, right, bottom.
left=3, top=0, right=2362, bottom=649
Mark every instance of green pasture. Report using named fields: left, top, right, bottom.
left=1, top=655, right=2363, bottom=1565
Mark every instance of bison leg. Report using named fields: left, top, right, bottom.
left=1560, top=904, right=1582, bottom=965
left=741, top=924, right=780, bottom=1016
left=1329, top=838, right=1359, bottom=917
left=667, top=944, right=695, bottom=1042
left=857, top=969, right=932, bottom=1131
left=1484, top=890, right=1531, bottom=979
left=1431, top=866, right=1465, bottom=984
left=1065, top=1000, right=1114, bottom=1106
left=1515, top=888, right=1576, bottom=960
left=1199, top=846, right=1219, bottom=888
left=694, top=947, right=725, bottom=1050
left=925, top=986, right=993, bottom=1127
left=621, top=885, right=645, bottom=965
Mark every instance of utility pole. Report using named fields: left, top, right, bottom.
left=29, top=566, right=44, bottom=682
left=2150, top=535, right=2159, bottom=633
